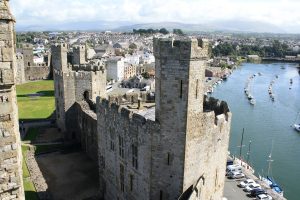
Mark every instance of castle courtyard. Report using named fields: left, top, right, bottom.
left=36, top=151, right=99, bottom=200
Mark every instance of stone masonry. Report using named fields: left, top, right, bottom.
left=53, top=38, right=231, bottom=200
left=95, top=38, right=231, bottom=200
left=0, top=0, right=24, bottom=199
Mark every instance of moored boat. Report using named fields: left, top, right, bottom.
left=294, top=124, right=300, bottom=132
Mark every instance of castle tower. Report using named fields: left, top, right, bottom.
left=152, top=38, right=231, bottom=200
left=22, top=43, right=34, bottom=67
left=73, top=45, right=86, bottom=65
left=0, top=0, right=25, bottom=199
left=52, top=43, right=75, bottom=133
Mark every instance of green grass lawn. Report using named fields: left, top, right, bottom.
left=16, top=80, right=55, bottom=120
left=22, top=145, right=39, bottom=200
left=24, top=180, right=39, bottom=200
left=21, top=145, right=30, bottom=178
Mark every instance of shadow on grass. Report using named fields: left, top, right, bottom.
left=25, top=190, right=39, bottom=200
left=17, top=90, right=54, bottom=98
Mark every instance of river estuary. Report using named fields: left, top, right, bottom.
left=211, top=62, right=300, bottom=200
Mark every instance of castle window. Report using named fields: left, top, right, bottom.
left=180, top=80, right=183, bottom=99
left=130, top=174, right=134, bottom=191
left=110, top=129, right=115, bottom=151
left=196, top=79, right=199, bottom=99
left=119, top=135, right=124, bottom=158
left=132, top=144, right=138, bottom=169
left=167, top=153, right=171, bottom=165
left=120, top=164, right=125, bottom=192
left=160, top=190, right=163, bottom=200
left=84, top=91, right=89, bottom=100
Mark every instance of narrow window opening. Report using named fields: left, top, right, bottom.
left=132, top=144, right=138, bottom=169
left=180, top=80, right=183, bottom=99
left=167, top=153, right=170, bottom=165
left=130, top=174, right=134, bottom=191
left=119, top=135, right=124, bottom=158
left=160, top=190, right=163, bottom=200
left=196, top=79, right=199, bottom=99
left=120, top=164, right=125, bottom=192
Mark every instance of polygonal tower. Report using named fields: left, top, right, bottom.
left=0, top=0, right=25, bottom=199
left=152, top=38, right=231, bottom=200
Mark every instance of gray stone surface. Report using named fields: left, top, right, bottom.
left=52, top=37, right=231, bottom=200
left=0, top=1, right=24, bottom=199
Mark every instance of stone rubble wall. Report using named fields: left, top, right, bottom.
left=24, top=148, right=51, bottom=200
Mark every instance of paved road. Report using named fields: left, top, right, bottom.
left=224, top=177, right=253, bottom=200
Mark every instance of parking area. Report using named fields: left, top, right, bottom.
left=224, top=177, right=254, bottom=200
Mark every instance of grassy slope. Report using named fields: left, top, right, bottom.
left=16, top=80, right=55, bottom=120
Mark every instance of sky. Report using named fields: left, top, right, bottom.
left=9, top=0, right=300, bottom=32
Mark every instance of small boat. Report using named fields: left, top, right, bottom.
left=290, top=79, right=293, bottom=84
left=293, top=112, right=300, bottom=132
left=250, top=99, right=256, bottom=105
left=294, top=124, right=300, bottom=132
left=281, top=66, right=285, bottom=69
left=260, top=142, right=284, bottom=196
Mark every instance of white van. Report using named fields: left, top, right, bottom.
left=226, top=165, right=242, bottom=175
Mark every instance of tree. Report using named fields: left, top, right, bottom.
left=159, top=28, right=169, bottom=35
left=129, top=43, right=137, bottom=49
left=173, top=29, right=184, bottom=35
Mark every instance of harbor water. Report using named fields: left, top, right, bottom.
left=211, top=62, right=300, bottom=200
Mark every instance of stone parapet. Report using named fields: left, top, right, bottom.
left=153, top=37, right=209, bottom=60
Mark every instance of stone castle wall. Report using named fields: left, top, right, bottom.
left=96, top=97, right=159, bottom=200
left=15, top=43, right=51, bottom=83
left=0, top=0, right=24, bottom=199
left=51, top=38, right=231, bottom=200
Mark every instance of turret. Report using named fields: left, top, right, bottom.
left=51, top=43, right=68, bottom=72
left=73, top=45, right=86, bottom=65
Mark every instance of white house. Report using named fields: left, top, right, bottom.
left=106, top=56, right=125, bottom=81
left=124, top=54, right=140, bottom=65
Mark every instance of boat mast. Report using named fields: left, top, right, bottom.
left=246, top=140, right=252, bottom=164
left=267, top=141, right=274, bottom=177
left=238, top=128, right=245, bottom=164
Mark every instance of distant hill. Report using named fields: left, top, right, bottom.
left=16, top=20, right=288, bottom=34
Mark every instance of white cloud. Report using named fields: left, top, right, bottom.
left=9, top=0, right=300, bottom=31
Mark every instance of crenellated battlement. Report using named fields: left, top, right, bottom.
left=22, top=43, right=33, bottom=50
left=96, top=97, right=156, bottom=126
left=153, top=37, right=209, bottom=60
left=72, top=60, right=105, bottom=72
left=73, top=45, right=85, bottom=51
left=51, top=43, right=68, bottom=52
left=16, top=54, right=23, bottom=60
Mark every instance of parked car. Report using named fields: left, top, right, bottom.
left=226, top=160, right=234, bottom=166
left=256, top=194, right=273, bottom=200
left=228, top=171, right=245, bottom=179
left=249, top=189, right=267, bottom=197
left=244, top=183, right=261, bottom=192
left=239, top=179, right=255, bottom=188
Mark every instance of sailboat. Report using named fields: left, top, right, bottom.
left=235, top=129, right=255, bottom=174
left=260, top=142, right=284, bottom=196
left=293, top=112, right=300, bottom=132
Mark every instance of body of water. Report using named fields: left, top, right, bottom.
left=211, top=62, right=300, bottom=200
